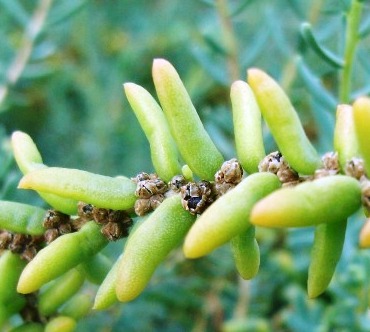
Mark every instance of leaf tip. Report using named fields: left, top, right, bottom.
left=17, top=175, right=30, bottom=189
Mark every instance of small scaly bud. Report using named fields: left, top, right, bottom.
left=259, top=151, right=299, bottom=184
left=77, top=202, right=94, bottom=221
left=181, top=181, right=214, bottom=215
left=43, top=210, right=70, bottom=229
left=101, top=222, right=128, bottom=241
left=345, top=157, right=366, bottom=180
left=92, top=207, right=110, bottom=224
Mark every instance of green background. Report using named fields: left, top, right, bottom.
left=1, top=0, right=370, bottom=331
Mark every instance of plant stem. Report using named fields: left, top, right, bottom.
left=308, top=0, right=324, bottom=25
left=215, top=0, right=240, bottom=82
left=339, top=0, right=363, bottom=103
left=232, top=277, right=251, bottom=319
left=0, top=0, right=53, bottom=106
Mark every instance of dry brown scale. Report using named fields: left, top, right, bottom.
left=0, top=230, right=43, bottom=261
left=101, top=222, right=128, bottom=241
left=0, top=232, right=43, bottom=323
left=180, top=180, right=214, bottom=215
left=95, top=207, right=133, bottom=241
left=75, top=203, right=133, bottom=241
left=168, top=175, right=187, bottom=193
left=214, top=158, right=243, bottom=197
left=132, top=172, right=168, bottom=216
left=43, top=228, right=59, bottom=245
left=43, top=210, right=72, bottom=244
left=0, top=230, right=12, bottom=249
left=77, top=201, right=94, bottom=221
left=345, top=157, right=366, bottom=180
left=313, top=152, right=340, bottom=179
left=43, top=201, right=133, bottom=244
left=258, top=151, right=300, bottom=185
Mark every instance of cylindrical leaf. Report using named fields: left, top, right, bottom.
left=152, top=58, right=224, bottom=180
left=116, top=195, right=196, bottom=302
left=79, top=253, right=112, bottom=285
left=45, top=316, right=76, bottom=332
left=0, top=201, right=45, bottom=235
left=94, top=255, right=121, bottom=310
left=39, top=268, right=85, bottom=316
left=353, top=97, right=370, bottom=175
left=307, top=219, right=347, bottom=298
left=230, top=80, right=265, bottom=174
left=251, top=175, right=361, bottom=228
left=0, top=251, right=26, bottom=306
left=17, top=222, right=108, bottom=293
left=334, top=104, right=361, bottom=170
left=124, top=83, right=182, bottom=181
left=11, top=131, right=78, bottom=215
left=18, top=167, right=136, bottom=210
left=59, top=293, right=92, bottom=320
left=230, top=226, right=260, bottom=280
left=248, top=68, right=321, bottom=174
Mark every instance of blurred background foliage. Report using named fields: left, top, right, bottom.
left=1, top=0, right=370, bottom=331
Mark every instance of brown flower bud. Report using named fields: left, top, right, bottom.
left=77, top=202, right=94, bottom=221
left=169, top=175, right=187, bottom=192
left=101, top=221, right=129, bottom=241
left=276, top=163, right=299, bottom=183
left=149, top=194, right=165, bottom=210
left=215, top=158, right=243, bottom=185
left=259, top=151, right=299, bottom=184
left=21, top=246, right=38, bottom=262
left=70, top=217, right=87, bottom=232
left=314, top=168, right=338, bottom=179
left=44, top=228, right=59, bottom=244
left=313, top=152, right=340, bottom=180
left=134, top=198, right=152, bottom=216
left=321, top=151, right=340, bottom=171
left=258, top=151, right=283, bottom=174
left=108, top=209, right=129, bottom=223
left=0, top=231, right=12, bottom=249
left=181, top=181, right=214, bottom=215
left=29, top=235, right=44, bottom=247
left=58, top=222, right=72, bottom=235
left=131, top=172, right=152, bottom=183
left=214, top=182, right=235, bottom=197
left=93, top=207, right=109, bottom=224
left=135, top=178, right=168, bottom=198
left=43, top=210, right=70, bottom=229
left=9, top=234, right=30, bottom=253
left=345, top=157, right=365, bottom=180
left=123, top=218, right=133, bottom=228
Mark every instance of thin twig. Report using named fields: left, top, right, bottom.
left=339, top=0, right=363, bottom=103
left=232, top=277, right=251, bottom=319
left=0, top=0, right=53, bottom=106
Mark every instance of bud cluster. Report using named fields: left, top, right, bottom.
left=258, top=151, right=299, bottom=185
left=77, top=202, right=133, bottom=241
left=214, top=158, right=243, bottom=196
left=0, top=230, right=43, bottom=261
left=43, top=210, right=72, bottom=244
left=132, top=172, right=168, bottom=216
